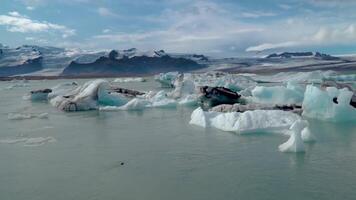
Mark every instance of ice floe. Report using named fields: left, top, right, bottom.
left=8, top=112, right=49, bottom=120
left=0, top=136, right=56, bottom=146
left=113, top=77, right=146, bottom=83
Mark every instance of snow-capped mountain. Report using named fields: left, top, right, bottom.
left=0, top=45, right=208, bottom=77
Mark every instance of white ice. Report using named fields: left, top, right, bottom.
left=0, top=136, right=56, bottom=146
left=113, top=77, right=145, bottom=83
left=279, top=120, right=307, bottom=153
left=8, top=112, right=48, bottom=120
left=189, top=107, right=301, bottom=133
left=302, top=85, right=356, bottom=122
left=250, top=82, right=305, bottom=104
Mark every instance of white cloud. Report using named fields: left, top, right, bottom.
left=246, top=24, right=356, bottom=52
left=241, top=11, right=277, bottom=18
left=97, top=7, right=118, bottom=17
left=0, top=11, right=75, bottom=38
left=102, top=29, right=111, bottom=33
left=279, top=4, right=292, bottom=10
left=93, top=1, right=263, bottom=54
left=246, top=41, right=299, bottom=52
left=26, top=6, right=35, bottom=10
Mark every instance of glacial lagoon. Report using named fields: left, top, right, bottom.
left=1, top=76, right=356, bottom=200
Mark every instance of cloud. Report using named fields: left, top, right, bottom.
left=26, top=6, right=35, bottom=10
left=246, top=41, right=299, bottom=52
left=93, top=1, right=263, bottom=54
left=97, top=7, right=118, bottom=17
left=246, top=24, right=356, bottom=52
left=0, top=11, right=75, bottom=38
left=308, top=0, right=356, bottom=7
left=241, top=11, right=277, bottom=18
left=278, top=4, right=292, bottom=10
left=102, top=29, right=111, bottom=33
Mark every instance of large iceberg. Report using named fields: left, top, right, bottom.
left=49, top=79, right=132, bottom=111
left=302, top=85, right=356, bottom=122
left=250, top=82, right=305, bottom=104
left=189, top=107, right=301, bottom=133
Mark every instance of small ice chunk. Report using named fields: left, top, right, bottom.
left=301, top=127, right=316, bottom=142
left=120, top=98, right=150, bottom=110
left=0, top=136, right=56, bottom=146
left=8, top=113, right=49, bottom=120
left=279, top=120, right=307, bottom=153
left=113, top=77, right=145, bottom=83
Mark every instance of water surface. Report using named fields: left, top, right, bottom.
left=0, top=78, right=355, bottom=200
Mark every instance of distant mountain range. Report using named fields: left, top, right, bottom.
left=62, top=50, right=206, bottom=76
left=1, top=44, right=355, bottom=77
left=0, top=45, right=209, bottom=77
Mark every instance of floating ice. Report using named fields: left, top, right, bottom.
left=49, top=79, right=132, bottom=111
left=301, top=127, right=316, bottom=142
left=189, top=107, right=301, bottom=133
left=113, top=77, right=145, bottom=83
left=325, top=74, right=356, bottom=82
left=194, top=72, right=256, bottom=92
left=253, top=70, right=336, bottom=83
left=0, top=136, right=56, bottom=146
left=8, top=112, right=48, bottom=120
left=302, top=85, right=356, bottom=122
left=279, top=120, right=307, bottom=153
left=251, top=82, right=304, bottom=104
left=154, top=72, right=179, bottom=87
left=169, top=77, right=196, bottom=99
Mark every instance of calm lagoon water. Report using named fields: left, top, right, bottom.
left=1, top=78, right=356, bottom=200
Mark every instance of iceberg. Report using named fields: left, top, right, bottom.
left=168, top=76, right=196, bottom=99
left=302, top=85, right=356, bottom=122
left=47, top=79, right=143, bottom=111
left=189, top=107, right=301, bottom=133
left=251, top=82, right=304, bottom=104
left=154, top=72, right=179, bottom=87
left=279, top=120, right=307, bottom=153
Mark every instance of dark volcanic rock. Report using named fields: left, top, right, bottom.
left=266, top=52, right=339, bottom=60
left=0, top=56, right=43, bottom=77
left=61, top=53, right=205, bottom=76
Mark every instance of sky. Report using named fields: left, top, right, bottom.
left=1, top=0, right=356, bottom=56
